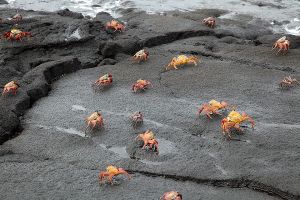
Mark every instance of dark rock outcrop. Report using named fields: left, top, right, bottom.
left=57, top=9, right=84, bottom=19
left=0, top=0, right=8, bottom=5
left=0, top=7, right=300, bottom=200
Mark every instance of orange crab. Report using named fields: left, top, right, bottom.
left=202, top=17, right=216, bottom=28
left=132, top=79, right=152, bottom=93
left=2, top=81, right=20, bottom=96
left=99, top=165, right=131, bottom=184
left=132, top=49, right=149, bottom=63
left=272, top=36, right=290, bottom=55
left=198, top=99, right=228, bottom=119
left=160, top=191, right=182, bottom=200
left=4, top=28, right=31, bottom=41
left=166, top=55, right=199, bottom=70
left=221, top=110, right=255, bottom=139
left=105, top=19, right=125, bottom=32
left=130, top=111, right=143, bottom=127
left=135, top=130, right=159, bottom=154
left=279, top=76, right=299, bottom=89
left=85, top=111, right=104, bottom=133
left=92, top=74, right=113, bottom=90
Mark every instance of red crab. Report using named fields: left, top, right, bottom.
left=130, top=111, right=143, bottom=127
left=160, top=191, right=182, bottom=200
left=135, top=130, right=159, bottom=154
left=92, top=74, right=113, bottom=90
left=131, top=49, right=149, bottom=63
left=105, top=19, right=125, bottom=32
left=272, top=36, right=290, bottom=55
left=198, top=99, right=228, bottom=119
left=279, top=76, right=299, bottom=89
left=202, top=17, right=216, bottom=28
left=131, top=79, right=152, bottom=93
left=221, top=110, right=255, bottom=140
left=1, top=81, right=20, bottom=96
left=85, top=111, right=104, bottom=133
left=99, top=165, right=131, bottom=185
left=4, top=28, right=31, bottom=41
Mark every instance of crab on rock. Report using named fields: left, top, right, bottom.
left=132, top=79, right=152, bottom=93
left=272, top=36, right=290, bottom=55
left=166, top=55, right=199, bottom=70
left=132, top=49, right=149, bottom=63
left=85, top=111, right=104, bottom=133
left=99, top=165, right=131, bottom=184
left=105, top=19, right=125, bottom=32
left=160, top=191, right=183, bottom=200
left=198, top=99, right=228, bottom=119
left=221, top=110, right=255, bottom=139
left=2, top=81, right=20, bottom=96
left=4, top=28, right=31, bottom=41
left=202, top=17, right=216, bottom=28
left=92, top=74, right=113, bottom=90
left=135, top=130, right=159, bottom=154
left=130, top=111, right=143, bottom=127
left=11, top=12, right=22, bottom=23
left=279, top=76, right=299, bottom=89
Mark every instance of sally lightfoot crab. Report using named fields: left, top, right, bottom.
left=11, top=11, right=23, bottom=23
left=272, top=36, right=290, bottom=55
left=166, top=55, right=199, bottom=70
left=135, top=130, right=159, bottom=154
left=132, top=79, right=152, bottom=93
left=1, top=81, right=20, bottom=96
left=131, top=49, right=149, bottom=63
left=85, top=111, right=104, bottom=134
left=202, top=17, right=216, bottom=28
left=198, top=99, right=228, bottom=119
left=279, top=76, right=299, bottom=89
left=99, top=165, right=131, bottom=185
left=105, top=19, right=125, bottom=32
left=221, top=110, right=255, bottom=140
left=92, top=74, right=113, bottom=91
left=130, top=111, right=143, bottom=127
left=161, top=191, right=182, bottom=200
left=4, top=28, right=31, bottom=41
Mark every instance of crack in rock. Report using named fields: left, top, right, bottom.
left=127, top=170, right=299, bottom=200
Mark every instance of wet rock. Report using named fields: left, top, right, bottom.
left=0, top=106, right=20, bottom=144
left=101, top=41, right=122, bottom=57
left=93, top=12, right=113, bottom=24
left=242, top=0, right=285, bottom=9
left=1, top=7, right=300, bottom=200
left=24, top=74, right=50, bottom=104
left=219, top=36, right=239, bottom=44
left=0, top=0, right=8, bottom=4
left=100, top=38, right=139, bottom=58
left=23, top=57, right=81, bottom=84
left=57, top=9, right=84, bottom=19
left=80, top=56, right=103, bottom=69
left=99, top=58, right=117, bottom=66
left=29, top=59, right=53, bottom=69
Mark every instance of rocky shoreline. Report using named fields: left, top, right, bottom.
left=0, top=8, right=299, bottom=200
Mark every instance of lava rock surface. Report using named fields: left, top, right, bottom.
left=0, top=8, right=299, bottom=200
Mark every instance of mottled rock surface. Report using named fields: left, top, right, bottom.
left=0, top=8, right=299, bottom=200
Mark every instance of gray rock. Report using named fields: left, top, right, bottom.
left=0, top=7, right=300, bottom=200
left=57, top=9, right=84, bottom=19
left=99, top=58, right=117, bottom=66
left=0, top=0, right=8, bottom=5
left=94, top=12, right=113, bottom=24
